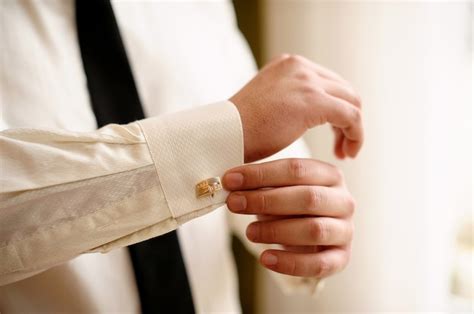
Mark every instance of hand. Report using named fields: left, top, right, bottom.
left=223, top=158, right=355, bottom=278
left=230, top=54, right=363, bottom=163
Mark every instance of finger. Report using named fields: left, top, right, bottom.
left=284, top=244, right=352, bottom=254
left=257, top=214, right=283, bottom=222
left=342, top=137, right=361, bottom=159
left=319, top=93, right=364, bottom=157
left=223, top=158, right=341, bottom=190
left=282, top=245, right=322, bottom=254
left=257, top=214, right=304, bottom=221
left=322, top=79, right=362, bottom=109
left=226, top=185, right=355, bottom=217
left=332, top=127, right=345, bottom=159
left=257, top=214, right=306, bottom=223
left=246, top=217, right=353, bottom=246
left=260, top=247, right=349, bottom=278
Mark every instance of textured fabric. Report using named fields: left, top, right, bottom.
left=75, top=1, right=194, bottom=312
left=0, top=100, right=242, bottom=286
left=139, top=101, right=244, bottom=218
left=0, top=0, right=320, bottom=312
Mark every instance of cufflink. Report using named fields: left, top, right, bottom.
left=196, top=177, right=222, bottom=198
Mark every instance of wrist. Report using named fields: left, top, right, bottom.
left=229, top=97, right=258, bottom=163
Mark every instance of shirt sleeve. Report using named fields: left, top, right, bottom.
left=228, top=139, right=324, bottom=296
left=0, top=100, right=243, bottom=286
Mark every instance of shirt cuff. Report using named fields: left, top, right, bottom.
left=138, top=100, right=243, bottom=220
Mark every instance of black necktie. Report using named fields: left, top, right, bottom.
left=75, top=1, right=195, bottom=313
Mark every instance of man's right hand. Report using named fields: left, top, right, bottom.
left=230, top=54, right=363, bottom=163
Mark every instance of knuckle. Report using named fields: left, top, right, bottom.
left=309, top=218, right=328, bottom=243
left=331, top=165, right=344, bottom=183
left=311, top=88, right=329, bottom=109
left=346, top=195, right=356, bottom=216
left=314, top=256, right=332, bottom=278
left=287, top=54, right=300, bottom=63
left=353, top=93, right=363, bottom=108
left=300, top=83, right=317, bottom=97
left=305, top=187, right=324, bottom=211
left=249, top=165, right=265, bottom=187
left=346, top=87, right=362, bottom=109
left=288, top=158, right=306, bottom=179
left=258, top=193, right=268, bottom=214
left=302, top=84, right=325, bottom=107
left=350, top=107, right=362, bottom=124
left=282, top=54, right=303, bottom=66
left=311, top=85, right=326, bottom=97
left=301, top=85, right=322, bottom=109
left=294, top=68, right=313, bottom=81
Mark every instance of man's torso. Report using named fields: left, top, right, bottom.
left=0, top=0, right=257, bottom=312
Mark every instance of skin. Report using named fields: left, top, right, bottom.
left=230, top=54, right=363, bottom=163
left=226, top=54, right=362, bottom=278
left=223, top=159, right=354, bottom=278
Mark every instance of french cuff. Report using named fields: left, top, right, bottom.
left=138, top=100, right=243, bottom=222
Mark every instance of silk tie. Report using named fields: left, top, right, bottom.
left=75, top=1, right=195, bottom=313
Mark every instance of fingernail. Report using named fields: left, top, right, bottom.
left=227, top=193, right=247, bottom=212
left=262, top=253, right=278, bottom=266
left=223, top=172, right=244, bottom=189
left=246, top=224, right=258, bottom=241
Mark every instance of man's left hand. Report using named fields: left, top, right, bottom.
left=223, top=158, right=355, bottom=278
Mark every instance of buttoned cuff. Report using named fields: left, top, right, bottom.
left=138, top=101, right=243, bottom=221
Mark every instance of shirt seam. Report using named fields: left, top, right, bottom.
left=1, top=164, right=154, bottom=205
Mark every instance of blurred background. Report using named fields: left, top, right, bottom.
left=232, top=0, right=472, bottom=312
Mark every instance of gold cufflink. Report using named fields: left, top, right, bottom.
left=196, top=177, right=222, bottom=198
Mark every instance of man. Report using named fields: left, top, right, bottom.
left=0, top=0, right=363, bottom=313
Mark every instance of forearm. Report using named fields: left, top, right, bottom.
left=0, top=101, right=243, bottom=285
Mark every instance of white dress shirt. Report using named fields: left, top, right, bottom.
left=0, top=0, right=319, bottom=312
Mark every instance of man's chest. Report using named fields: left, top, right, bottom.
left=1, top=0, right=256, bottom=130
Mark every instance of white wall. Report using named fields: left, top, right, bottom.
left=258, top=1, right=472, bottom=312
